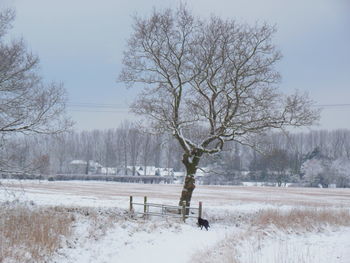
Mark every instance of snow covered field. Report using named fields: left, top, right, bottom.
left=1, top=180, right=350, bottom=263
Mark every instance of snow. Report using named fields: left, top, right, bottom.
left=1, top=179, right=350, bottom=263
left=70, top=160, right=88, bottom=165
left=239, top=227, right=350, bottom=263
left=48, top=211, right=233, bottom=263
left=116, top=225, right=227, bottom=263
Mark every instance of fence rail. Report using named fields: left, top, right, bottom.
left=129, top=196, right=202, bottom=222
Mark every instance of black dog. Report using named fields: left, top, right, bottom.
left=197, top=217, right=210, bottom=231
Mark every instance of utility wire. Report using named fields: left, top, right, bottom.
left=69, top=109, right=129, bottom=113
left=316, top=104, right=350, bottom=107
left=66, top=102, right=350, bottom=114
left=67, top=102, right=350, bottom=109
left=68, top=103, right=125, bottom=109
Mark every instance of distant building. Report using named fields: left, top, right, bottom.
left=172, top=167, right=210, bottom=184
left=125, top=166, right=174, bottom=177
left=173, top=171, right=186, bottom=183
left=69, top=160, right=103, bottom=175
left=69, top=161, right=175, bottom=178
left=100, top=167, right=117, bottom=175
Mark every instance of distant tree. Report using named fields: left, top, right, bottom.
left=34, top=154, right=50, bottom=175
left=264, top=148, right=290, bottom=186
left=152, top=135, right=163, bottom=168
left=52, top=133, right=73, bottom=174
left=304, top=147, right=323, bottom=161
left=140, top=133, right=152, bottom=175
left=80, top=131, right=93, bottom=175
left=117, top=122, right=130, bottom=175
left=331, top=158, right=350, bottom=188
left=120, top=6, right=320, bottom=209
left=104, top=129, right=117, bottom=168
left=232, top=143, right=242, bottom=171
left=128, top=126, right=142, bottom=176
left=301, top=158, right=334, bottom=188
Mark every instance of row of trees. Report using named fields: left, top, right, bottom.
left=301, top=149, right=350, bottom=188
left=207, top=130, right=350, bottom=187
left=2, top=126, right=350, bottom=186
left=1, top=121, right=183, bottom=175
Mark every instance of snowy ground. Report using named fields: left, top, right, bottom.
left=1, top=179, right=350, bottom=263
left=243, top=227, right=350, bottom=263
left=51, top=216, right=232, bottom=263
left=2, top=179, right=350, bottom=209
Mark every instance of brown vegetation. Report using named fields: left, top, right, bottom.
left=192, top=208, right=350, bottom=263
left=0, top=204, right=73, bottom=263
left=253, top=208, right=350, bottom=230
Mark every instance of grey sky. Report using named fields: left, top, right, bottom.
left=2, top=0, right=350, bottom=131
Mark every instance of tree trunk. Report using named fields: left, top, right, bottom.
left=179, top=153, right=201, bottom=215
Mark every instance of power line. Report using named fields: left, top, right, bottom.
left=315, top=104, right=350, bottom=108
left=66, top=102, right=350, bottom=114
left=69, top=109, right=129, bottom=113
left=68, top=103, right=126, bottom=109
left=68, top=102, right=350, bottom=109
left=67, top=102, right=129, bottom=113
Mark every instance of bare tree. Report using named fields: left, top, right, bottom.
left=128, top=127, right=141, bottom=176
left=116, top=124, right=129, bottom=175
left=264, top=148, right=290, bottom=186
left=140, top=133, right=152, bottom=176
left=119, top=6, right=319, bottom=209
left=0, top=9, right=72, bottom=138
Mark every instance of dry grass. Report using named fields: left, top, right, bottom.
left=0, top=203, right=73, bottom=263
left=192, top=208, right=350, bottom=263
left=253, top=208, right=350, bottom=231
left=86, top=210, right=117, bottom=240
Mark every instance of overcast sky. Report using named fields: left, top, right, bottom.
left=2, top=0, right=350, bottom=131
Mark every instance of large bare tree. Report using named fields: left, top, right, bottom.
left=119, top=6, right=319, bottom=209
left=0, top=9, right=72, bottom=136
left=0, top=9, right=72, bottom=174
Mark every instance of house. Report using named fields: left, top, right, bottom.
left=69, top=161, right=176, bottom=179
left=173, top=171, right=186, bottom=183
left=172, top=168, right=210, bottom=184
left=124, top=166, right=175, bottom=177
left=69, top=160, right=103, bottom=174
left=156, top=167, right=174, bottom=177
left=100, top=167, right=117, bottom=175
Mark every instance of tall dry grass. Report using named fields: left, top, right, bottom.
left=192, top=208, right=350, bottom=263
left=0, top=203, right=73, bottom=263
left=252, top=208, right=350, bottom=231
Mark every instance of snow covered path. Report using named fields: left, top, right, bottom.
left=117, top=224, right=230, bottom=263
left=52, top=219, right=233, bottom=263
left=54, top=223, right=350, bottom=263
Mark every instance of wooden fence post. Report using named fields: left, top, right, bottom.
left=144, top=196, right=148, bottom=219
left=182, top=201, right=186, bottom=222
left=198, top=201, right=202, bottom=218
left=129, top=196, right=133, bottom=212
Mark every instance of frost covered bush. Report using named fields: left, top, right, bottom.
left=301, top=157, right=350, bottom=188
left=301, top=159, right=331, bottom=187
left=331, top=158, right=350, bottom=187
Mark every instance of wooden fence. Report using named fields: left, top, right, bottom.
left=129, top=196, right=202, bottom=222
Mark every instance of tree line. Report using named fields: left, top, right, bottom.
left=1, top=124, right=349, bottom=187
